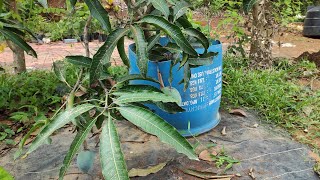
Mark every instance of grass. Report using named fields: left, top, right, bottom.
left=222, top=55, right=320, bottom=149
left=0, top=63, right=128, bottom=145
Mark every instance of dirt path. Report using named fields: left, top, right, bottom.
left=0, top=30, right=319, bottom=71
left=0, top=39, right=133, bottom=70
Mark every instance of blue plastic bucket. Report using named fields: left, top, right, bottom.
left=128, top=38, right=223, bottom=136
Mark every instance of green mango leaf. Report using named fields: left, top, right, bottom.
left=38, top=0, right=48, bottom=8
left=118, top=105, right=198, bottom=160
left=0, top=1, right=3, bottom=14
left=169, top=61, right=174, bottom=85
left=70, top=0, right=77, bottom=8
left=183, top=28, right=209, bottom=50
left=243, top=0, right=260, bottom=13
left=84, top=0, right=112, bottom=33
left=161, top=87, right=182, bottom=105
left=65, top=56, right=92, bottom=68
left=147, top=33, right=161, bottom=51
left=100, top=114, right=129, bottom=180
left=53, top=61, right=67, bottom=84
left=116, top=85, right=161, bottom=93
left=4, top=27, right=25, bottom=36
left=183, top=62, right=191, bottom=91
left=0, top=28, right=37, bottom=58
left=164, top=42, right=182, bottom=53
left=188, top=52, right=218, bottom=66
left=76, top=150, right=95, bottom=173
left=117, top=37, right=130, bottom=67
left=26, top=104, right=95, bottom=156
left=176, top=16, right=193, bottom=29
left=113, top=85, right=178, bottom=104
left=155, top=102, right=185, bottom=114
left=167, top=0, right=178, bottom=5
left=90, top=28, right=130, bottom=84
left=0, top=166, right=14, bottom=180
left=179, top=52, right=189, bottom=68
left=59, top=117, right=98, bottom=179
left=148, top=51, right=166, bottom=61
left=173, top=0, right=190, bottom=22
left=130, top=25, right=148, bottom=77
left=149, top=0, right=170, bottom=19
left=139, top=15, right=197, bottom=56
left=2, top=21, right=37, bottom=39
left=115, top=74, right=160, bottom=85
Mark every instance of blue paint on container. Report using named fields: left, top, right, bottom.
left=128, top=38, right=223, bottom=136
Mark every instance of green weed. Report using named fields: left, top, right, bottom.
left=222, top=55, right=320, bottom=133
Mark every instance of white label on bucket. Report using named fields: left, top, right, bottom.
left=181, top=65, right=223, bottom=112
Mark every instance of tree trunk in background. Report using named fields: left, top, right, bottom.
left=249, top=0, right=274, bottom=68
left=6, top=41, right=26, bottom=73
left=84, top=16, right=92, bottom=58
left=8, top=0, right=27, bottom=73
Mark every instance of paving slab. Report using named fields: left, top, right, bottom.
left=0, top=111, right=319, bottom=180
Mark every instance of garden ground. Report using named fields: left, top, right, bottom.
left=1, top=111, right=319, bottom=179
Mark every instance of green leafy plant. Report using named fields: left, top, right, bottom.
left=17, top=0, right=219, bottom=179
left=0, top=71, right=65, bottom=113
left=0, top=124, right=16, bottom=145
left=0, top=166, right=14, bottom=180
left=211, top=147, right=239, bottom=172
left=222, top=55, right=320, bottom=135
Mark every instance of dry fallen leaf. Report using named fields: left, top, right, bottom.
left=229, top=109, right=247, bottom=117
left=221, top=126, right=227, bottom=136
left=249, top=168, right=255, bottom=179
left=302, top=106, right=313, bottom=117
left=75, top=90, right=86, bottom=97
left=128, top=162, right=167, bottom=177
left=30, top=128, right=41, bottom=136
left=14, top=134, right=23, bottom=145
left=180, top=168, right=234, bottom=179
left=89, top=109, right=96, bottom=117
left=308, top=151, right=320, bottom=162
left=199, top=150, right=214, bottom=162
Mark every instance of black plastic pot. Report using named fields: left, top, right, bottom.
left=98, top=34, right=107, bottom=42
left=80, top=34, right=94, bottom=42
left=303, top=6, right=320, bottom=37
left=93, top=32, right=99, bottom=40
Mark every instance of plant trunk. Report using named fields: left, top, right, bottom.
left=6, top=40, right=26, bottom=73
left=83, top=15, right=92, bottom=58
left=249, top=0, right=274, bottom=68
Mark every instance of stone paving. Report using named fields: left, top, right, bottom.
left=1, top=111, right=319, bottom=180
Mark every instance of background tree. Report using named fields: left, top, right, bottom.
left=0, top=0, right=46, bottom=73
left=244, top=0, right=274, bottom=68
